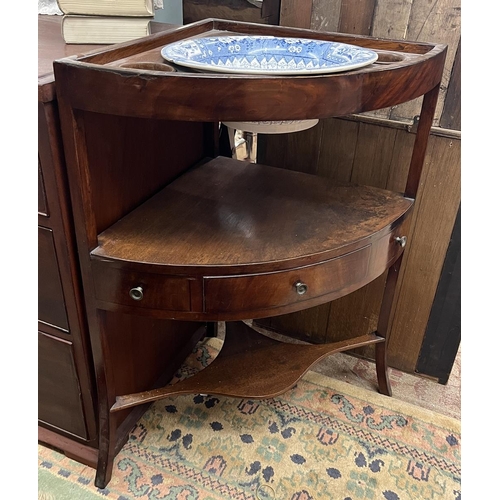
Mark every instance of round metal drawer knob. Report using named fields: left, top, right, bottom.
left=129, top=286, right=144, bottom=301
left=395, top=235, right=407, bottom=248
left=295, top=281, right=308, bottom=295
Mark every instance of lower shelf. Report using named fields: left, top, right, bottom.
left=111, top=320, right=384, bottom=413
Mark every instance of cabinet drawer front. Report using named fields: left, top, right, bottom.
left=204, top=245, right=371, bottom=315
left=92, top=264, right=192, bottom=311
left=39, top=226, right=69, bottom=331
left=38, top=332, right=88, bottom=439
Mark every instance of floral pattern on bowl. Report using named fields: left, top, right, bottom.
left=161, top=35, right=378, bottom=75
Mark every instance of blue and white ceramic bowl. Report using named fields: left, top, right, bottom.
left=161, top=35, right=378, bottom=75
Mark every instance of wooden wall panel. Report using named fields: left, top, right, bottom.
left=371, top=0, right=413, bottom=39
left=280, top=121, right=324, bottom=174
left=259, top=304, right=330, bottom=343
left=261, top=0, right=281, bottom=25
left=280, top=0, right=313, bottom=28
left=440, top=39, right=461, bottom=130
left=387, top=135, right=461, bottom=371
left=416, top=205, right=460, bottom=383
left=338, top=0, right=376, bottom=35
left=368, top=0, right=414, bottom=119
left=388, top=0, right=461, bottom=125
left=316, top=118, right=358, bottom=182
left=324, top=272, right=388, bottom=351
left=254, top=122, right=323, bottom=173
left=350, top=122, right=398, bottom=188
left=385, top=128, right=415, bottom=192
left=255, top=131, right=288, bottom=170
left=310, top=0, right=341, bottom=32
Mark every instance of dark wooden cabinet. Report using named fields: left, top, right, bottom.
left=38, top=15, right=209, bottom=469
left=38, top=79, right=99, bottom=461
left=38, top=92, right=99, bottom=462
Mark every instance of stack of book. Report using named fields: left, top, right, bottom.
left=57, top=0, right=163, bottom=44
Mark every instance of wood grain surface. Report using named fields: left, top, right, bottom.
left=111, top=321, right=384, bottom=412
left=53, top=19, right=446, bottom=122
left=92, top=157, right=413, bottom=273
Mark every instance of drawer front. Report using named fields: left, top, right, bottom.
left=92, top=263, right=192, bottom=312
left=370, top=214, right=411, bottom=271
left=38, top=332, right=88, bottom=439
left=204, top=245, right=371, bottom=315
left=39, top=226, right=69, bottom=331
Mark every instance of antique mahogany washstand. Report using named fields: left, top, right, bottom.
left=53, top=18, right=446, bottom=487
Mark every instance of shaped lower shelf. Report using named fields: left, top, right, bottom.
left=111, top=321, right=384, bottom=412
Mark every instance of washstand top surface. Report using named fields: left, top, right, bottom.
left=53, top=18, right=447, bottom=122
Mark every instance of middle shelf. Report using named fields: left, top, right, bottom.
left=90, top=156, right=413, bottom=321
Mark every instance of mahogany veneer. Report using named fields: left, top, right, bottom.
left=53, top=18, right=446, bottom=488
left=90, top=157, right=413, bottom=320
left=55, top=19, right=446, bottom=123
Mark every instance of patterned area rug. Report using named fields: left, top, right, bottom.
left=38, top=337, right=461, bottom=500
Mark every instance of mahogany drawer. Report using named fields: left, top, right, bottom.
left=91, top=221, right=408, bottom=318
left=92, top=264, right=193, bottom=312
left=38, top=331, right=88, bottom=439
left=204, top=245, right=371, bottom=315
left=39, top=226, right=69, bottom=331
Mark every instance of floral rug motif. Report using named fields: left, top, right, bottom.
left=38, top=337, right=461, bottom=500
